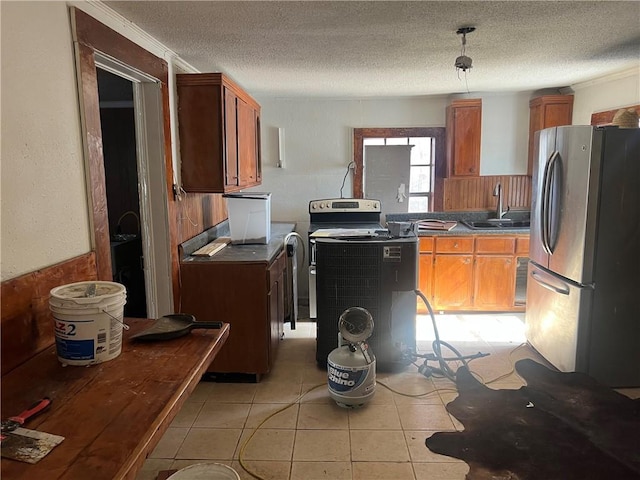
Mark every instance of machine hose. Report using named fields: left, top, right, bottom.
left=414, top=289, right=489, bottom=382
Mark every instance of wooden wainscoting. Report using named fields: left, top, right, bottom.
left=591, top=104, right=640, bottom=126
left=442, top=175, right=532, bottom=211
left=1, top=252, right=97, bottom=375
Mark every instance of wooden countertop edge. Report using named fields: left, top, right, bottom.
left=0, top=322, right=231, bottom=480
left=116, top=323, right=230, bottom=480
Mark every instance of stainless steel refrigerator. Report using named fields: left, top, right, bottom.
left=525, top=125, right=640, bottom=387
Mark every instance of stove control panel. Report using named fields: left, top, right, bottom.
left=309, top=198, right=381, bottom=213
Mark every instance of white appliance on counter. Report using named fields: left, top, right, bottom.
left=526, top=125, right=640, bottom=387
left=307, top=198, right=384, bottom=319
left=223, top=192, right=271, bottom=244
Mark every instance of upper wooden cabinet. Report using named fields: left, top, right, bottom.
left=177, top=73, right=262, bottom=193
left=527, top=94, right=574, bottom=175
left=446, top=98, right=482, bottom=177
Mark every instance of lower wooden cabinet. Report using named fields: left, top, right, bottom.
left=433, top=254, right=474, bottom=309
left=418, top=234, right=528, bottom=312
left=474, top=255, right=514, bottom=310
left=417, top=237, right=433, bottom=311
left=179, top=249, right=286, bottom=378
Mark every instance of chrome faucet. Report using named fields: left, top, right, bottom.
left=493, top=183, right=510, bottom=219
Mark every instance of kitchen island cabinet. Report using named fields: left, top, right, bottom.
left=177, top=73, right=261, bottom=193
left=179, top=223, right=294, bottom=380
left=418, top=231, right=528, bottom=313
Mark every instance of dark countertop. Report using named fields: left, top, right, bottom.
left=181, top=222, right=296, bottom=264
left=386, top=211, right=531, bottom=236
left=416, top=224, right=530, bottom=236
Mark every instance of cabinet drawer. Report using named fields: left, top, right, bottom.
left=476, top=237, right=515, bottom=254
left=419, top=237, right=434, bottom=253
left=435, top=237, right=474, bottom=253
left=516, top=236, right=530, bottom=255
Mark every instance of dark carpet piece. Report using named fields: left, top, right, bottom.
left=426, top=359, right=640, bottom=480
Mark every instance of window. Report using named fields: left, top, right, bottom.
left=363, top=137, right=435, bottom=212
left=353, top=128, right=445, bottom=212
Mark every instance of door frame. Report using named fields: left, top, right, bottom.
left=71, top=7, right=179, bottom=312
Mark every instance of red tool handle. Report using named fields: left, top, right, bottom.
left=8, top=397, right=51, bottom=425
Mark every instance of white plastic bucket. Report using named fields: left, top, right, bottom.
left=167, top=463, right=241, bottom=480
left=49, top=281, right=127, bottom=366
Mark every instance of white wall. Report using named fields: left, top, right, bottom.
left=254, top=93, right=531, bottom=227
left=480, top=92, right=531, bottom=175
left=571, top=68, right=640, bottom=124
left=1, top=2, right=90, bottom=280
left=252, top=96, right=447, bottom=231
left=0, top=2, right=192, bottom=281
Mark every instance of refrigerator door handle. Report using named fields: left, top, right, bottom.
left=531, top=270, right=570, bottom=295
left=541, top=151, right=560, bottom=255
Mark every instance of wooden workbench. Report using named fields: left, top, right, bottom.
left=1, top=319, right=230, bottom=480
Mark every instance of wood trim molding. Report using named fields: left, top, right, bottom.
left=70, top=7, right=182, bottom=306
left=591, top=104, right=640, bottom=126
left=353, top=127, right=445, bottom=207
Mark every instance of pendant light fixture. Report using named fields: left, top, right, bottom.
left=455, top=26, right=475, bottom=73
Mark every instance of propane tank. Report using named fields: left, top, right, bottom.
left=327, top=307, right=376, bottom=408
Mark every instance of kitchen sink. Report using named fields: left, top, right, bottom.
left=461, top=219, right=530, bottom=230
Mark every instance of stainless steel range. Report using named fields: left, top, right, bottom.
left=308, top=198, right=384, bottom=318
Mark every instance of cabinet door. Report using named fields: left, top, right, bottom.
left=177, top=78, right=225, bottom=192
left=224, top=87, right=239, bottom=188
left=180, top=262, right=270, bottom=374
left=447, top=99, right=482, bottom=177
left=433, top=254, right=474, bottom=310
left=474, top=256, right=515, bottom=310
left=417, top=252, right=434, bottom=312
left=528, top=95, right=573, bottom=175
left=237, top=97, right=259, bottom=187
left=176, top=73, right=262, bottom=193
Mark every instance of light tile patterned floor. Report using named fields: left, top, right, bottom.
left=136, top=313, right=639, bottom=480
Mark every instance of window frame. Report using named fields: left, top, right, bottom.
left=353, top=127, right=445, bottom=211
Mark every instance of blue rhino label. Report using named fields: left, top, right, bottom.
left=328, top=361, right=366, bottom=393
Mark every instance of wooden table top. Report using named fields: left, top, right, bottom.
left=1, top=318, right=230, bottom=480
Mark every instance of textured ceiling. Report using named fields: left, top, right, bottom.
left=105, top=1, right=640, bottom=98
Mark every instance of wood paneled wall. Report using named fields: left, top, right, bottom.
left=176, top=193, right=228, bottom=243
left=442, top=175, right=532, bottom=211
left=1, top=253, right=97, bottom=375
left=591, top=104, right=640, bottom=126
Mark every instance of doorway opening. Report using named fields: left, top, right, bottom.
left=97, top=69, right=147, bottom=317
left=92, top=56, right=173, bottom=320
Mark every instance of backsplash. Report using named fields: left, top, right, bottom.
left=440, top=174, right=532, bottom=211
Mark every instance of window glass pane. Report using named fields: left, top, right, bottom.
left=385, top=137, right=408, bottom=146
left=410, top=137, right=433, bottom=165
left=409, top=196, right=429, bottom=213
left=409, top=166, right=431, bottom=193
left=364, top=138, right=385, bottom=145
